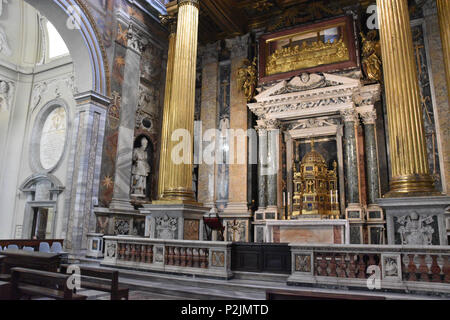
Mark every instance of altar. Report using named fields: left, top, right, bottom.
left=265, top=220, right=350, bottom=244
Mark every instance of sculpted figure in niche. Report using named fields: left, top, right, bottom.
left=131, top=136, right=151, bottom=197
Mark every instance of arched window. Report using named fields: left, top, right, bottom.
left=46, top=20, right=69, bottom=61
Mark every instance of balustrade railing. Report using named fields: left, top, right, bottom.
left=102, top=236, right=232, bottom=279
left=289, top=244, right=450, bottom=295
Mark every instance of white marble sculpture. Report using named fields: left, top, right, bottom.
left=398, top=212, right=435, bottom=245
left=131, top=136, right=151, bottom=197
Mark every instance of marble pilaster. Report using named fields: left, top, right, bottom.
left=223, top=35, right=251, bottom=216
left=198, top=41, right=220, bottom=209
left=423, top=1, right=450, bottom=195
left=64, top=92, right=109, bottom=250
left=110, top=25, right=147, bottom=211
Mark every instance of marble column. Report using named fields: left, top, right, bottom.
left=377, top=0, right=435, bottom=195
left=257, top=126, right=268, bottom=212
left=223, top=35, right=251, bottom=216
left=361, top=109, right=380, bottom=205
left=64, top=92, right=109, bottom=250
left=198, top=41, right=220, bottom=209
left=159, top=0, right=199, bottom=202
left=437, top=0, right=450, bottom=104
left=341, top=109, right=360, bottom=205
left=110, top=25, right=147, bottom=210
left=266, top=120, right=280, bottom=213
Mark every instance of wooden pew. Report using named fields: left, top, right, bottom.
left=10, top=267, right=86, bottom=300
left=0, top=250, right=61, bottom=274
left=60, top=264, right=129, bottom=300
left=0, top=281, right=11, bottom=300
left=266, top=289, right=386, bottom=300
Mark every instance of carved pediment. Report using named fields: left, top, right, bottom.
left=254, top=73, right=360, bottom=102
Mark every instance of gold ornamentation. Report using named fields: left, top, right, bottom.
left=266, top=37, right=349, bottom=76
left=360, top=31, right=383, bottom=83
left=252, top=0, right=274, bottom=12
left=237, top=57, right=257, bottom=102
left=292, top=140, right=339, bottom=218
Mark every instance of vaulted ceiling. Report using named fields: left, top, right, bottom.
left=197, top=0, right=374, bottom=43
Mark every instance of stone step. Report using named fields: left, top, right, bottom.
left=73, top=261, right=447, bottom=300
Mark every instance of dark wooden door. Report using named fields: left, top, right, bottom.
left=231, top=243, right=291, bottom=274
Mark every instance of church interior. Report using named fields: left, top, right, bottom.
left=0, top=0, right=449, bottom=301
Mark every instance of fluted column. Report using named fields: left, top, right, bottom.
left=160, top=0, right=199, bottom=202
left=361, top=109, right=380, bottom=204
left=158, top=16, right=177, bottom=199
left=437, top=0, right=450, bottom=103
left=257, top=127, right=268, bottom=211
left=341, top=109, right=360, bottom=204
left=377, top=0, right=435, bottom=195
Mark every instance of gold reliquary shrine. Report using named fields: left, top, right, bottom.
left=292, top=142, right=340, bottom=219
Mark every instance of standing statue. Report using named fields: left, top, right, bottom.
left=237, top=57, right=257, bottom=102
left=131, top=136, right=151, bottom=197
left=360, top=31, right=383, bottom=83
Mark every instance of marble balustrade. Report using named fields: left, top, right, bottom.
left=288, top=244, right=450, bottom=295
left=102, top=236, right=233, bottom=279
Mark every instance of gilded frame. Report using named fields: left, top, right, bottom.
left=258, top=16, right=358, bottom=83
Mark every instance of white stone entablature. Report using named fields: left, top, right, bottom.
left=248, top=73, right=381, bottom=121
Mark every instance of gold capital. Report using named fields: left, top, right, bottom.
left=377, top=0, right=436, bottom=196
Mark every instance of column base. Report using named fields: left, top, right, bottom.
left=386, top=174, right=439, bottom=197
left=93, top=206, right=142, bottom=237
left=109, top=198, right=136, bottom=211
left=140, top=203, right=209, bottom=241
left=377, top=196, right=450, bottom=245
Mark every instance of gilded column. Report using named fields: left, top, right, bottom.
left=437, top=0, right=450, bottom=103
left=361, top=109, right=380, bottom=204
left=158, top=15, right=177, bottom=199
left=160, top=0, right=199, bottom=202
left=377, top=0, right=435, bottom=195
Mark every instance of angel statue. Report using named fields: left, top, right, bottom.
left=237, top=57, right=257, bottom=102
left=360, top=31, right=383, bottom=83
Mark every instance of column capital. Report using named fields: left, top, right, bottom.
left=159, top=14, right=177, bottom=34
left=340, top=108, right=359, bottom=123
left=127, top=24, right=148, bottom=54
left=179, top=0, right=199, bottom=8
left=256, top=118, right=280, bottom=131
left=200, top=41, right=220, bottom=66
left=225, top=34, right=250, bottom=59
left=359, top=108, right=377, bottom=125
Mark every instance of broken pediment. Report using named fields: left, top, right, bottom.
left=253, top=73, right=360, bottom=102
